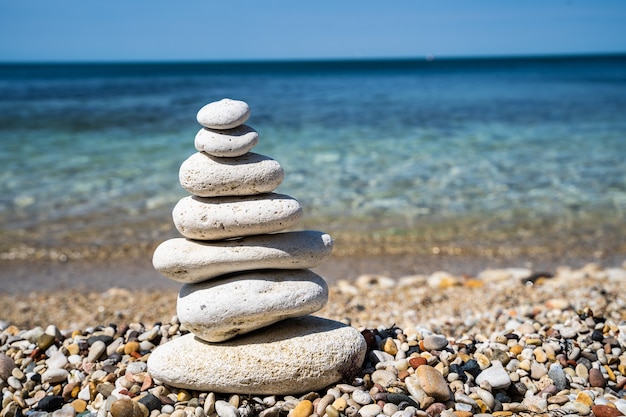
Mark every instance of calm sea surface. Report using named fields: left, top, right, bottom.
left=1, top=55, right=625, bottom=262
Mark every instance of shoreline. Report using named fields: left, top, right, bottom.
left=1, top=247, right=623, bottom=294
left=1, top=257, right=625, bottom=332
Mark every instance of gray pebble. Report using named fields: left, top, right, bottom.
left=126, top=361, right=147, bottom=374
left=87, top=340, right=106, bottom=363
left=423, top=334, right=448, bottom=351
left=547, top=363, right=568, bottom=391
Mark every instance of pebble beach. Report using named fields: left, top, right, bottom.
left=2, top=261, right=626, bottom=417
left=2, top=57, right=626, bottom=416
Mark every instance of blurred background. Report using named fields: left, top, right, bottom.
left=1, top=1, right=625, bottom=291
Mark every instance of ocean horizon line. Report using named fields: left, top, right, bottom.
left=1, top=51, right=625, bottom=67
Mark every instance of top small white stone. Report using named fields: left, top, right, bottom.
left=197, top=99, right=250, bottom=130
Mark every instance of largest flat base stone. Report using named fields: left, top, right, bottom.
left=147, top=316, right=367, bottom=395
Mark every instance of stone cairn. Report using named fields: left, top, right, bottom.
left=147, top=99, right=367, bottom=395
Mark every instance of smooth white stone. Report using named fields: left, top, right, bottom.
left=177, top=269, right=328, bottom=342
left=172, top=193, right=302, bottom=240
left=197, top=99, right=250, bottom=130
left=42, top=368, right=69, bottom=384
left=179, top=152, right=284, bottom=197
left=475, top=360, right=511, bottom=389
left=195, top=125, right=259, bottom=157
left=147, top=316, right=367, bottom=395
left=215, top=401, right=239, bottom=417
left=153, top=231, right=333, bottom=283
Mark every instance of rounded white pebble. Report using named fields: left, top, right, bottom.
left=177, top=269, right=328, bottom=342
left=215, top=400, right=239, bottom=417
left=179, top=152, right=284, bottom=197
left=152, top=231, right=333, bottom=283
left=197, top=99, right=250, bottom=129
left=172, top=193, right=302, bottom=240
left=195, top=125, right=259, bottom=157
left=42, top=368, right=69, bottom=384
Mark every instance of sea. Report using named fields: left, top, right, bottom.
left=1, top=55, right=626, bottom=269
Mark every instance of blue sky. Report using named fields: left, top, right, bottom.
left=1, top=1, right=625, bottom=62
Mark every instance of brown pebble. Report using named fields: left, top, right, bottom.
left=589, top=368, right=606, bottom=388
left=332, top=397, right=347, bottom=411
left=576, top=391, right=594, bottom=406
left=591, top=405, right=625, bottom=417
left=416, top=365, right=451, bottom=401
left=453, top=412, right=473, bottom=417
left=62, top=382, right=79, bottom=400
left=383, top=337, right=398, bottom=355
left=110, top=398, right=145, bottom=417
left=425, top=402, right=446, bottom=417
left=292, top=399, right=314, bottom=417
left=71, top=399, right=87, bottom=413
left=66, top=343, right=80, bottom=355
left=140, top=373, right=153, bottom=391
left=409, top=356, right=427, bottom=369
left=124, top=341, right=140, bottom=355
left=37, top=334, right=56, bottom=350
left=0, top=354, right=16, bottom=381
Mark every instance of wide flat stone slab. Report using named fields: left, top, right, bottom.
left=179, top=152, right=284, bottom=197
left=194, top=125, right=259, bottom=157
left=172, top=193, right=302, bottom=240
left=177, top=269, right=328, bottom=342
left=153, top=231, right=334, bottom=283
left=147, top=316, right=367, bottom=395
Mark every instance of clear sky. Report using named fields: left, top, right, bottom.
left=1, top=0, right=625, bottom=63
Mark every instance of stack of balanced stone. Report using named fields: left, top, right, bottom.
left=147, top=99, right=366, bottom=395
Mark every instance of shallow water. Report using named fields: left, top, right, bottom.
left=1, top=56, right=625, bottom=262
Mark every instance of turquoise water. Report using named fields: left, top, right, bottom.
left=1, top=55, right=625, bottom=257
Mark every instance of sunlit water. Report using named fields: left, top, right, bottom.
left=1, top=56, right=625, bottom=258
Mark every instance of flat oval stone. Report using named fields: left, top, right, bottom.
left=153, top=231, right=333, bottom=283
left=197, top=99, right=250, bottom=129
left=195, top=125, right=259, bottom=157
left=177, top=269, right=328, bottom=342
left=179, top=152, right=284, bottom=197
left=147, top=316, right=367, bottom=395
left=172, top=193, right=302, bottom=240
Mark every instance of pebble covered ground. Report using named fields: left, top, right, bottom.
left=1, top=262, right=626, bottom=417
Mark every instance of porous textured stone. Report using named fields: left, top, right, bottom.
left=177, top=269, right=329, bottom=342
left=179, top=152, right=284, bottom=197
left=194, top=125, right=259, bottom=157
left=152, top=231, right=334, bottom=283
left=172, top=193, right=302, bottom=240
left=196, top=98, right=250, bottom=129
left=146, top=98, right=366, bottom=395
left=147, top=316, right=367, bottom=394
